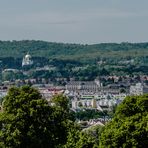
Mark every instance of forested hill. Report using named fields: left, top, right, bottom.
left=0, top=40, right=148, bottom=61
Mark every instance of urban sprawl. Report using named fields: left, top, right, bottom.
left=0, top=53, right=148, bottom=127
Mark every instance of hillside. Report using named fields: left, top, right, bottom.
left=0, top=40, right=148, bottom=81
left=0, top=40, right=148, bottom=61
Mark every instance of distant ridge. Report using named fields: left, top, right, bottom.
left=0, top=40, right=148, bottom=61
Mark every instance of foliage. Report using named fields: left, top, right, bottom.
left=75, top=109, right=99, bottom=120
left=0, top=86, right=53, bottom=147
left=2, top=71, right=24, bottom=81
left=75, top=132, right=98, bottom=148
left=50, top=95, right=74, bottom=146
left=74, top=109, right=111, bottom=121
left=100, top=94, right=148, bottom=148
left=64, top=123, right=81, bottom=148
left=82, top=125, right=104, bottom=147
left=52, top=94, right=69, bottom=111
left=0, top=86, right=74, bottom=148
left=65, top=125, right=104, bottom=148
left=0, top=41, right=148, bottom=60
left=65, top=129, right=97, bottom=148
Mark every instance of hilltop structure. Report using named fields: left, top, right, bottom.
left=22, top=53, right=33, bottom=67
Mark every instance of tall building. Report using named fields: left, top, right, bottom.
left=22, top=53, right=33, bottom=67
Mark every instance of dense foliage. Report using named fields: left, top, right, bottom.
left=0, top=41, right=148, bottom=59
left=0, top=40, right=148, bottom=67
left=0, top=86, right=74, bottom=148
left=100, top=94, right=148, bottom=148
left=65, top=125, right=103, bottom=148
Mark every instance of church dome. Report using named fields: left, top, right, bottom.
left=25, top=54, right=31, bottom=59
left=22, top=52, right=33, bottom=67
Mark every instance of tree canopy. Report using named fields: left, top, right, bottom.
left=0, top=86, right=74, bottom=148
left=0, top=86, right=54, bottom=147
left=100, top=94, right=148, bottom=148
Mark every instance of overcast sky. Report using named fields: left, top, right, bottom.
left=0, top=0, right=148, bottom=44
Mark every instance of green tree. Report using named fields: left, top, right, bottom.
left=100, top=94, right=148, bottom=148
left=0, top=86, right=79, bottom=148
left=51, top=95, right=74, bottom=146
left=64, top=123, right=80, bottom=148
left=76, top=132, right=97, bottom=148
left=0, top=86, right=54, bottom=148
left=2, top=71, right=15, bottom=81
left=65, top=129, right=97, bottom=148
left=51, top=94, right=69, bottom=112
left=0, top=87, right=78, bottom=148
left=65, top=124, right=104, bottom=148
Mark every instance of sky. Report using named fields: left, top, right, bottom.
left=0, top=0, right=148, bottom=44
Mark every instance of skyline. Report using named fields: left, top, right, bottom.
left=0, top=0, right=148, bottom=44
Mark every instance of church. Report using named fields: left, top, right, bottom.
left=22, top=53, right=33, bottom=67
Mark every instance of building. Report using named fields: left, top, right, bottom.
left=71, top=98, right=117, bottom=111
left=22, top=53, right=33, bottom=67
left=130, top=83, right=148, bottom=95
left=66, top=80, right=102, bottom=93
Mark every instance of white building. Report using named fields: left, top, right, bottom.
left=22, top=53, right=33, bottom=67
left=71, top=98, right=117, bottom=111
left=0, top=90, right=7, bottom=99
left=130, top=83, right=148, bottom=95
left=66, top=80, right=102, bottom=92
